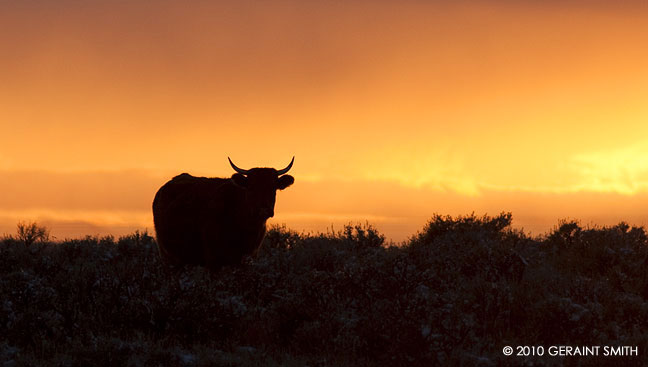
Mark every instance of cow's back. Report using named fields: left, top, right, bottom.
left=153, top=173, right=233, bottom=265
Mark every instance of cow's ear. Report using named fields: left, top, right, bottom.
left=277, top=175, right=294, bottom=190
left=231, top=173, right=248, bottom=187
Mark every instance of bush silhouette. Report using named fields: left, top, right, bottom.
left=1, top=215, right=647, bottom=366
left=15, top=221, right=50, bottom=246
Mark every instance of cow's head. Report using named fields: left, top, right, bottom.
left=229, top=157, right=295, bottom=220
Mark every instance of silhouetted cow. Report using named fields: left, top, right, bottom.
left=152, top=157, right=294, bottom=270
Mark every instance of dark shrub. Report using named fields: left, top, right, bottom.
left=1, top=214, right=647, bottom=366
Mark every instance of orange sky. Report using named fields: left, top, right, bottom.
left=2, top=1, right=648, bottom=242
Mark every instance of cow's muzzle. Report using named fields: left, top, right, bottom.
left=259, top=208, right=274, bottom=219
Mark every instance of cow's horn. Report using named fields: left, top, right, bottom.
left=228, top=157, right=250, bottom=175
left=276, top=156, right=294, bottom=175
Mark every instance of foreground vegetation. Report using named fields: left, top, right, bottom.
left=1, top=213, right=648, bottom=366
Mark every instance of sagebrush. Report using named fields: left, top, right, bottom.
left=1, top=214, right=647, bottom=366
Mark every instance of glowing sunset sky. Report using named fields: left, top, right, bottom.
left=2, top=1, right=648, bottom=241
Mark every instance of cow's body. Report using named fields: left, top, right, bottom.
left=152, top=158, right=294, bottom=270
